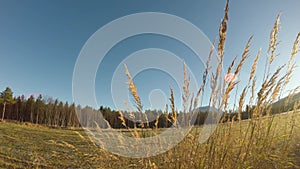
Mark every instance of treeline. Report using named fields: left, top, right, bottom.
left=0, top=87, right=294, bottom=129
left=0, top=87, right=81, bottom=127
left=100, top=106, right=211, bottom=128
left=0, top=87, right=215, bottom=128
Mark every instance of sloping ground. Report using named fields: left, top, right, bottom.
left=0, top=111, right=299, bottom=169
left=271, top=92, right=300, bottom=113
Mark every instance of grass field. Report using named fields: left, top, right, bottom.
left=0, top=110, right=299, bottom=169
left=1, top=3, right=300, bottom=168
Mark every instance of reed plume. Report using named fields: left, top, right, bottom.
left=169, top=87, right=177, bottom=126
left=118, top=110, right=127, bottom=128
left=249, top=49, right=261, bottom=83
left=222, top=36, right=252, bottom=111
left=217, top=0, right=229, bottom=61
left=238, top=87, right=247, bottom=121
left=282, top=32, right=300, bottom=92
left=182, top=61, right=190, bottom=113
left=208, top=0, right=229, bottom=108
left=268, top=13, right=281, bottom=65
left=227, top=55, right=237, bottom=75
left=256, top=65, right=285, bottom=116
left=234, top=36, right=253, bottom=76
left=194, top=41, right=215, bottom=109
left=250, top=76, right=257, bottom=105
left=222, top=80, right=240, bottom=110
left=289, top=32, right=300, bottom=64
left=124, top=64, right=143, bottom=113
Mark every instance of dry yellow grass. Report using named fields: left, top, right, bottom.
left=2, top=0, right=300, bottom=169
left=117, top=0, right=300, bottom=168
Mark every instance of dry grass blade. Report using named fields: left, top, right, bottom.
left=209, top=0, right=229, bottom=106
left=207, top=40, right=215, bottom=68
left=203, top=40, right=215, bottom=85
left=249, top=49, right=261, bottom=83
left=269, top=13, right=281, bottom=64
left=223, top=36, right=252, bottom=111
left=238, top=87, right=247, bottom=121
left=234, top=36, right=253, bottom=76
left=217, top=0, right=229, bottom=61
left=290, top=32, right=300, bottom=63
left=124, top=64, right=143, bottom=113
left=118, top=111, right=127, bottom=128
left=222, top=80, right=240, bottom=110
left=250, top=76, right=257, bottom=105
left=266, top=65, right=285, bottom=88
left=201, top=41, right=215, bottom=93
left=220, top=55, right=238, bottom=110
left=283, top=32, right=300, bottom=88
left=169, top=87, right=177, bottom=126
left=193, top=85, right=203, bottom=110
left=182, top=61, right=190, bottom=113
left=283, top=64, right=296, bottom=88
left=227, top=55, right=237, bottom=75
left=194, top=41, right=215, bottom=109
left=215, top=0, right=229, bottom=96
left=257, top=65, right=285, bottom=106
left=270, top=76, right=285, bottom=103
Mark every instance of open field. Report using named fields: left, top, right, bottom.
left=1, top=0, right=300, bottom=168
left=0, top=111, right=299, bottom=169
left=0, top=3, right=299, bottom=167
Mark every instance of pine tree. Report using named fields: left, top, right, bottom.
left=0, top=87, right=14, bottom=121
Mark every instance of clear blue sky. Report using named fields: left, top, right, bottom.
left=0, top=0, right=299, bottom=110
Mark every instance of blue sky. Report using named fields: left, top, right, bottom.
left=0, top=0, right=300, bottom=110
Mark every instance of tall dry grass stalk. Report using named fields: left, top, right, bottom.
left=227, top=55, right=237, bottom=75
left=234, top=36, right=252, bottom=76
left=118, top=111, right=127, bottom=128
left=264, top=13, right=281, bottom=82
left=279, top=32, right=300, bottom=99
left=182, top=61, right=190, bottom=114
left=238, top=87, right=247, bottom=121
left=222, top=36, right=252, bottom=111
left=249, top=49, right=261, bottom=83
left=268, top=13, right=281, bottom=65
left=250, top=76, right=257, bottom=106
left=208, top=0, right=229, bottom=109
left=194, top=40, right=215, bottom=110
left=124, top=64, right=143, bottom=113
left=217, top=0, right=229, bottom=62
left=169, top=87, right=177, bottom=126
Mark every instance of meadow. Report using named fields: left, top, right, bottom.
left=1, top=0, right=300, bottom=168
left=0, top=111, right=299, bottom=169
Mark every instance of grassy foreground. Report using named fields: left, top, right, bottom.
left=0, top=111, right=299, bottom=169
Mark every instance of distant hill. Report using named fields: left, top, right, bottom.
left=271, top=92, right=300, bottom=114
left=195, top=106, right=217, bottom=113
